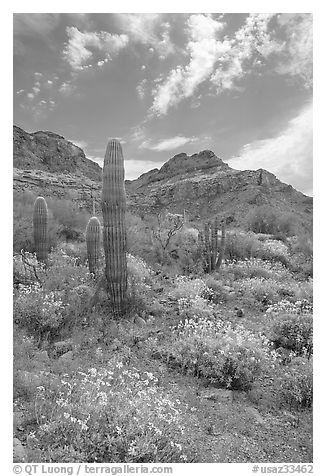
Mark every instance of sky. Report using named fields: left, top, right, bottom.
left=13, top=12, right=313, bottom=195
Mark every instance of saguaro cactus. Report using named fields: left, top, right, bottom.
left=201, top=217, right=226, bottom=272
left=101, top=139, right=127, bottom=316
left=86, top=216, right=101, bottom=274
left=33, top=196, right=48, bottom=265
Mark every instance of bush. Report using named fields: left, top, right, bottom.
left=169, top=275, right=213, bottom=301
left=29, top=362, right=196, bottom=462
left=265, top=312, right=313, bottom=357
left=274, top=357, right=313, bottom=410
left=224, top=232, right=260, bottom=261
left=152, top=317, right=277, bottom=391
left=14, top=283, right=66, bottom=343
left=235, top=277, right=282, bottom=305
left=246, top=206, right=298, bottom=236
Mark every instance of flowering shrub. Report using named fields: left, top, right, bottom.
left=266, top=299, right=313, bottom=315
left=265, top=312, right=313, bottom=357
left=177, top=295, right=216, bottom=320
left=127, top=254, right=153, bottom=292
left=31, top=361, right=196, bottom=462
left=225, top=258, right=292, bottom=281
left=153, top=317, right=277, bottom=391
left=44, top=249, right=91, bottom=291
left=274, top=357, right=313, bottom=409
left=170, top=276, right=213, bottom=301
left=235, top=277, right=281, bottom=304
left=14, top=283, right=66, bottom=342
left=255, top=239, right=290, bottom=265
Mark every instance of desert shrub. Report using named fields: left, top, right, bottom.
left=203, top=276, right=230, bottom=303
left=46, top=198, right=90, bottom=242
left=225, top=258, right=293, bottom=282
left=13, top=251, right=47, bottom=287
left=288, top=234, right=313, bottom=278
left=169, top=275, right=213, bottom=301
left=14, top=283, right=66, bottom=343
left=58, top=241, right=90, bottom=266
left=127, top=254, right=153, bottom=289
left=125, top=213, right=154, bottom=257
left=224, top=232, right=260, bottom=261
left=177, top=295, right=216, bottom=320
left=152, top=317, right=277, bottom=391
left=254, top=239, right=290, bottom=266
left=235, top=277, right=281, bottom=305
left=246, top=206, right=298, bottom=236
left=167, top=230, right=204, bottom=275
left=265, top=311, right=313, bottom=357
left=30, top=362, right=196, bottom=462
left=274, top=357, right=313, bottom=410
left=43, top=249, right=91, bottom=292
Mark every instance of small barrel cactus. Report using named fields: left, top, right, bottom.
left=101, top=139, right=127, bottom=316
left=86, top=216, right=101, bottom=274
left=33, top=196, right=48, bottom=265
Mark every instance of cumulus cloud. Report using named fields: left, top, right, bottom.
left=140, top=136, right=197, bottom=151
left=63, top=26, right=129, bottom=70
left=151, top=14, right=226, bottom=115
left=114, top=14, right=174, bottom=57
left=275, top=13, right=313, bottom=88
left=150, top=13, right=312, bottom=116
left=211, top=13, right=279, bottom=93
left=228, top=102, right=313, bottom=195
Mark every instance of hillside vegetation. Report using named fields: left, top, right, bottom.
left=13, top=191, right=313, bottom=463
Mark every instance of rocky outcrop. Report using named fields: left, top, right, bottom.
left=14, top=125, right=101, bottom=181
left=126, top=151, right=312, bottom=227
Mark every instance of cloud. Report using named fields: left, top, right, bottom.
left=228, top=102, right=312, bottom=195
left=151, top=14, right=226, bottom=115
left=141, top=135, right=197, bottom=151
left=211, top=13, right=279, bottom=93
left=136, top=79, right=147, bottom=100
left=150, top=13, right=312, bottom=116
left=275, top=13, right=313, bottom=88
left=59, top=81, right=76, bottom=96
left=114, top=14, right=174, bottom=57
left=63, top=26, right=129, bottom=70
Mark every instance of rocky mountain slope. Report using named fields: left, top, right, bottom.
left=14, top=126, right=101, bottom=182
left=13, top=126, right=312, bottom=228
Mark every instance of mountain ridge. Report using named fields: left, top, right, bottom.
left=13, top=125, right=312, bottom=229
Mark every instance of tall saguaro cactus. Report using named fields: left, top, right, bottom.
left=33, top=196, right=48, bottom=265
left=86, top=216, right=101, bottom=275
left=101, top=139, right=127, bottom=316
